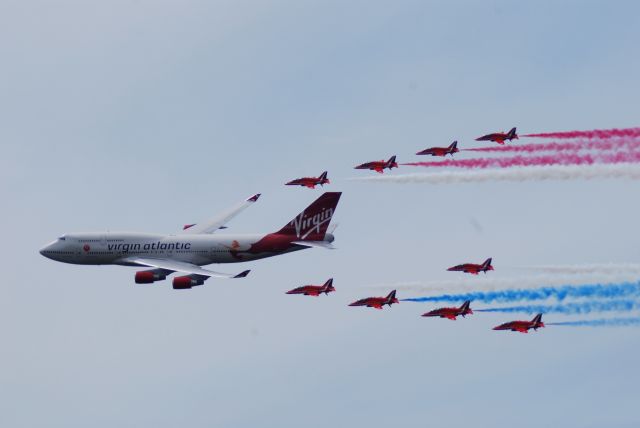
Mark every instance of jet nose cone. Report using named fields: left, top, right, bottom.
left=39, top=245, right=51, bottom=259
left=39, top=241, right=58, bottom=259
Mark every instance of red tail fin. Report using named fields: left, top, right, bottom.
left=276, top=192, right=342, bottom=240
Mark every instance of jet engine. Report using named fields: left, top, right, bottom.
left=135, top=270, right=167, bottom=284
left=172, top=275, right=205, bottom=290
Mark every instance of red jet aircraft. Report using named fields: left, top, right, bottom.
left=286, top=278, right=335, bottom=296
left=285, top=171, right=330, bottom=189
left=422, top=300, right=473, bottom=320
left=354, top=156, right=398, bottom=174
left=475, top=127, right=518, bottom=144
left=348, top=290, right=398, bottom=309
left=493, top=314, right=544, bottom=334
left=416, top=141, right=459, bottom=157
left=447, top=258, right=493, bottom=275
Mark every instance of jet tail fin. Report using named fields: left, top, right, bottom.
left=386, top=289, right=397, bottom=302
left=387, top=155, right=397, bottom=168
left=507, top=127, right=517, bottom=139
left=532, top=313, right=543, bottom=324
left=450, top=141, right=458, bottom=150
left=323, top=278, right=334, bottom=291
left=482, top=257, right=492, bottom=270
left=276, top=192, right=342, bottom=241
left=460, top=300, right=471, bottom=311
left=319, top=171, right=328, bottom=181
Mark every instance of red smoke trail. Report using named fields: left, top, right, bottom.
left=403, top=151, right=640, bottom=169
left=464, top=138, right=640, bottom=154
left=523, top=127, right=640, bottom=139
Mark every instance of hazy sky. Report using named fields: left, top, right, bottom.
left=2, top=1, right=640, bottom=427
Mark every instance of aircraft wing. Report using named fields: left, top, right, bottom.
left=118, top=257, right=250, bottom=278
left=181, top=193, right=261, bottom=234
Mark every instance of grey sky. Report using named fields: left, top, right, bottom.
left=2, top=1, right=640, bottom=427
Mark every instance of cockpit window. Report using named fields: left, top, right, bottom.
left=58, top=235, right=66, bottom=241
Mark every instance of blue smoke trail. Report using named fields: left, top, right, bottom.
left=401, top=282, right=640, bottom=304
left=475, top=299, right=640, bottom=315
left=548, top=317, right=640, bottom=327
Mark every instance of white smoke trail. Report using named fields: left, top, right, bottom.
left=524, top=263, right=640, bottom=275
left=349, top=163, right=640, bottom=184
left=365, top=273, right=640, bottom=294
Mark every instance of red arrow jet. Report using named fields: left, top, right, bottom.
left=447, top=258, right=493, bottom=275
left=422, top=300, right=473, bottom=320
left=286, top=278, right=335, bottom=296
left=416, top=141, right=459, bottom=157
left=349, top=290, right=398, bottom=309
left=285, top=171, right=330, bottom=189
left=354, top=156, right=398, bottom=174
left=475, top=127, right=518, bottom=144
left=493, top=314, right=544, bottom=334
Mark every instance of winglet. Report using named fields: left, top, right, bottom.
left=234, top=270, right=251, bottom=278
left=247, top=194, right=261, bottom=202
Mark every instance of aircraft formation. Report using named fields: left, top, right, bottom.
left=40, top=124, right=572, bottom=334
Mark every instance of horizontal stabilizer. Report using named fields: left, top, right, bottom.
left=291, top=241, right=335, bottom=249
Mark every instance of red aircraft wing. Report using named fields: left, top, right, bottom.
left=350, top=291, right=396, bottom=309
left=286, top=283, right=331, bottom=296
left=417, top=148, right=444, bottom=156
left=494, top=314, right=543, bottom=333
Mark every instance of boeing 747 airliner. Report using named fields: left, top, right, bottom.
left=41, top=192, right=341, bottom=289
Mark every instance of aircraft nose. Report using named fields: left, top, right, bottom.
left=39, top=242, right=54, bottom=258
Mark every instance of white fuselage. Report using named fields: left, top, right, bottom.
left=40, top=232, right=308, bottom=266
